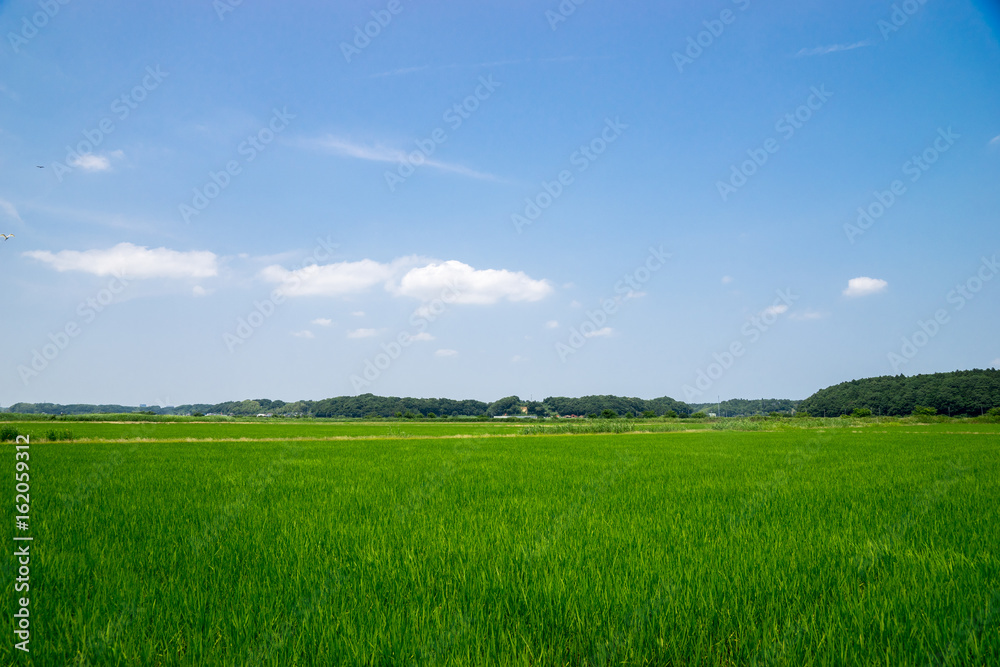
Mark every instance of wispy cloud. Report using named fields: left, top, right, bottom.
left=795, top=40, right=873, bottom=57
left=0, top=198, right=23, bottom=226
left=434, top=348, right=458, bottom=357
left=762, top=304, right=789, bottom=317
left=989, top=135, right=1000, bottom=148
left=311, top=318, right=333, bottom=326
left=292, top=330, right=315, bottom=339
left=789, top=310, right=828, bottom=321
left=583, top=327, right=614, bottom=338
left=305, top=135, right=498, bottom=181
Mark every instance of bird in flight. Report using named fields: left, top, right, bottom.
left=36, top=165, right=43, bottom=168
left=2, top=234, right=14, bottom=240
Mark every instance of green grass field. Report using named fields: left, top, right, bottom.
left=3, top=423, right=998, bottom=665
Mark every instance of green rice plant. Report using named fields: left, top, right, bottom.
left=2, top=425, right=997, bottom=665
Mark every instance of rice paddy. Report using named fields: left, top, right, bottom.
left=2, top=422, right=998, bottom=665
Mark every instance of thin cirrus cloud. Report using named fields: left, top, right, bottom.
left=262, top=257, right=553, bottom=305
left=843, top=277, right=888, bottom=298
left=303, top=135, right=498, bottom=181
left=24, top=242, right=219, bottom=279
left=795, top=40, right=873, bottom=57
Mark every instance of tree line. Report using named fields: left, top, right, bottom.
left=797, top=369, right=1000, bottom=417
left=6, top=370, right=998, bottom=418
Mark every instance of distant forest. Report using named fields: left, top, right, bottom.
left=798, top=369, right=1000, bottom=417
left=4, top=370, right=999, bottom=418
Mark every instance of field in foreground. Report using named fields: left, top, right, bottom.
left=3, top=424, right=999, bottom=665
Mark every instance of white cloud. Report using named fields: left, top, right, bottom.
left=261, top=259, right=397, bottom=297
left=69, top=150, right=124, bottom=172
left=261, top=256, right=552, bottom=306
left=0, top=198, right=23, bottom=225
left=992, top=358, right=1000, bottom=369
left=305, top=135, right=497, bottom=181
left=411, top=332, right=434, bottom=341
left=789, top=310, right=827, bottom=321
left=24, top=242, right=218, bottom=279
left=394, top=261, right=553, bottom=304
left=990, top=135, right=1000, bottom=148
left=584, top=327, right=614, bottom=338
left=292, top=330, right=315, bottom=339
left=347, top=328, right=380, bottom=339
left=795, top=40, right=872, bottom=57
left=351, top=311, right=365, bottom=317
left=721, top=275, right=733, bottom=284
left=311, top=318, right=333, bottom=326
left=762, top=304, right=789, bottom=317
left=570, top=300, right=582, bottom=308
left=545, top=320, right=559, bottom=329
left=511, top=354, right=526, bottom=363
left=435, top=349, right=458, bottom=357
left=192, top=285, right=210, bottom=297
left=843, top=277, right=888, bottom=298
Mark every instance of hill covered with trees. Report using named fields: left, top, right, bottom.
left=798, top=369, right=1000, bottom=417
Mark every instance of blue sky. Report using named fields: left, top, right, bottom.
left=1, top=0, right=999, bottom=407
